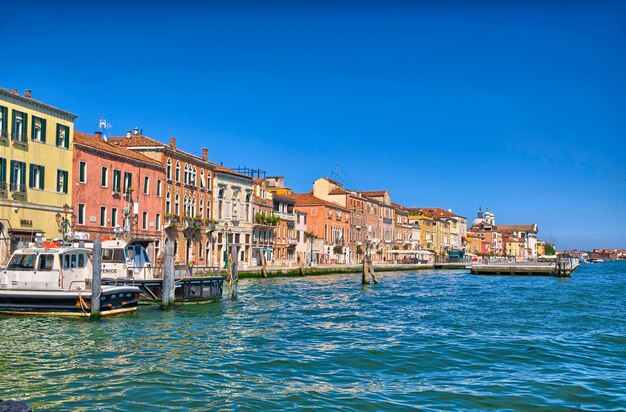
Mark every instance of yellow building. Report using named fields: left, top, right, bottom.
left=0, top=87, right=76, bottom=257
left=408, top=211, right=435, bottom=251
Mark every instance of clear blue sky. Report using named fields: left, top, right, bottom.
left=2, top=1, right=625, bottom=250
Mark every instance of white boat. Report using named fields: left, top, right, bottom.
left=0, top=241, right=140, bottom=317
left=98, top=238, right=224, bottom=303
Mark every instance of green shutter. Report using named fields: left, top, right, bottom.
left=64, top=126, right=69, bottom=148
left=40, top=166, right=45, bottom=190
left=29, top=165, right=34, bottom=188
left=22, top=113, right=28, bottom=140
left=63, top=171, right=68, bottom=193
left=20, top=162, right=26, bottom=185
left=56, top=124, right=60, bottom=146
left=41, top=118, right=47, bottom=143
left=0, top=158, right=5, bottom=182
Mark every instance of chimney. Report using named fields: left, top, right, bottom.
left=126, top=130, right=131, bottom=138
left=134, top=127, right=139, bottom=135
left=202, top=148, right=208, bottom=161
left=170, top=137, right=176, bottom=149
left=24, top=89, right=32, bottom=98
left=95, top=131, right=103, bottom=139
left=12, top=89, right=17, bottom=94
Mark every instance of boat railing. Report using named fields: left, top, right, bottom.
left=148, top=264, right=224, bottom=279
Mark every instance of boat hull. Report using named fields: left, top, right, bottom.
left=0, top=286, right=141, bottom=317
left=101, top=277, right=223, bottom=303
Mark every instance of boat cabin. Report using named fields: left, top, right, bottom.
left=101, top=239, right=154, bottom=280
left=1, top=247, right=91, bottom=291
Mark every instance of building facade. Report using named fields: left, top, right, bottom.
left=0, top=87, right=76, bottom=259
left=72, top=131, right=164, bottom=259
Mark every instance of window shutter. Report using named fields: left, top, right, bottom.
left=40, top=167, right=45, bottom=190
left=56, top=124, right=60, bottom=146
left=0, top=158, right=5, bottom=182
left=29, top=165, right=34, bottom=188
left=23, top=113, right=28, bottom=139
left=64, top=126, right=69, bottom=148
left=41, top=118, right=47, bottom=143
left=20, top=162, right=26, bottom=185
left=63, top=171, right=68, bottom=193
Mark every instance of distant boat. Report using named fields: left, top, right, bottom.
left=0, top=242, right=140, bottom=317
left=589, top=258, right=604, bottom=263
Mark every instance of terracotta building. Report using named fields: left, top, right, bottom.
left=108, top=131, right=215, bottom=266
left=72, top=131, right=164, bottom=259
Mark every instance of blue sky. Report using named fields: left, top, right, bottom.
left=2, top=1, right=625, bottom=250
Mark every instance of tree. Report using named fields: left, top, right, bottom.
left=544, top=243, right=556, bottom=255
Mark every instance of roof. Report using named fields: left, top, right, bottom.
left=411, top=207, right=466, bottom=220
left=497, top=224, right=538, bottom=233
left=252, top=194, right=273, bottom=206
left=329, top=188, right=350, bottom=195
left=109, top=134, right=219, bottom=169
left=252, top=178, right=264, bottom=185
left=215, top=165, right=252, bottom=180
left=0, top=87, right=77, bottom=120
left=74, top=131, right=163, bottom=168
left=360, top=190, right=388, bottom=197
left=282, top=193, right=348, bottom=211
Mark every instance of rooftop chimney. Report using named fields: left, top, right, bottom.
left=170, top=137, right=176, bottom=149
left=12, top=89, right=17, bottom=94
left=202, top=148, right=208, bottom=161
left=134, top=127, right=139, bottom=135
left=95, top=131, right=103, bottom=139
left=126, top=130, right=132, bottom=138
left=24, top=89, right=32, bottom=98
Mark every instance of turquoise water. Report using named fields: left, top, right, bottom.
left=1, top=262, right=625, bottom=411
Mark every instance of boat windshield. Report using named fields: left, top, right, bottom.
left=102, top=248, right=126, bottom=263
left=7, top=254, right=36, bottom=271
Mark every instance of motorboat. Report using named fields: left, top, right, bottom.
left=0, top=241, right=140, bottom=317
left=98, top=238, right=224, bottom=303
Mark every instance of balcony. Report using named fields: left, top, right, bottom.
left=10, top=183, right=26, bottom=194
left=275, top=211, right=296, bottom=222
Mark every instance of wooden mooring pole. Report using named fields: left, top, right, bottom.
left=261, top=252, right=268, bottom=278
left=231, top=245, right=238, bottom=301
left=162, top=242, right=175, bottom=307
left=90, top=236, right=102, bottom=319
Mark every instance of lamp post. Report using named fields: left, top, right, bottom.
left=55, top=203, right=74, bottom=242
left=223, top=222, right=229, bottom=269
left=305, top=232, right=315, bottom=266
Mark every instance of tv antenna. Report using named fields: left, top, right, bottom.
left=99, top=115, right=112, bottom=141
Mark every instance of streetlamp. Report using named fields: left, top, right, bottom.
left=305, top=232, right=315, bottom=266
left=223, top=222, right=230, bottom=269
left=55, top=203, right=74, bottom=242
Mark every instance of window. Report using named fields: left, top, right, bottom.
left=100, top=207, right=106, bottom=227
left=123, top=172, right=132, bottom=193
left=56, top=124, right=69, bottom=148
left=166, top=159, right=172, bottom=180
left=156, top=179, right=162, bottom=197
left=12, top=110, right=27, bottom=142
left=155, top=213, right=161, bottom=230
left=78, top=203, right=85, bottom=225
left=175, top=193, right=180, bottom=215
left=143, top=176, right=150, bottom=194
left=29, top=164, right=45, bottom=190
left=165, top=191, right=171, bottom=215
left=10, top=160, right=26, bottom=192
left=56, top=170, right=68, bottom=193
left=112, top=170, right=121, bottom=193
left=111, top=208, right=118, bottom=228
left=31, top=116, right=46, bottom=142
left=38, top=254, right=54, bottom=271
left=0, top=105, right=7, bottom=138
left=101, top=167, right=108, bottom=187
left=79, top=161, right=87, bottom=183
left=142, top=211, right=148, bottom=230
left=0, top=158, right=6, bottom=189
left=175, top=161, right=180, bottom=182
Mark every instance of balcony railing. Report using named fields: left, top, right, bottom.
left=10, top=183, right=26, bottom=193
left=0, top=182, right=7, bottom=191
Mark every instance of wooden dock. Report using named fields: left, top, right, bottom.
left=471, top=257, right=580, bottom=277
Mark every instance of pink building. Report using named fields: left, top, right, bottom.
left=72, top=131, right=165, bottom=259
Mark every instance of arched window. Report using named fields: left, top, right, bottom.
left=184, top=165, right=189, bottom=184
left=165, top=191, right=171, bottom=215
left=218, top=188, right=225, bottom=219
left=175, top=193, right=180, bottom=215
left=175, top=161, right=181, bottom=182
left=199, top=199, right=204, bottom=218
left=192, top=167, right=197, bottom=186
left=166, top=159, right=172, bottom=180
left=183, top=195, right=189, bottom=216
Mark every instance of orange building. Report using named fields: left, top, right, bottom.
left=283, top=193, right=351, bottom=264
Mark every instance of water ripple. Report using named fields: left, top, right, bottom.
left=1, top=262, right=625, bottom=410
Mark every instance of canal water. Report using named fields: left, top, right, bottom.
left=1, top=262, right=625, bottom=411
